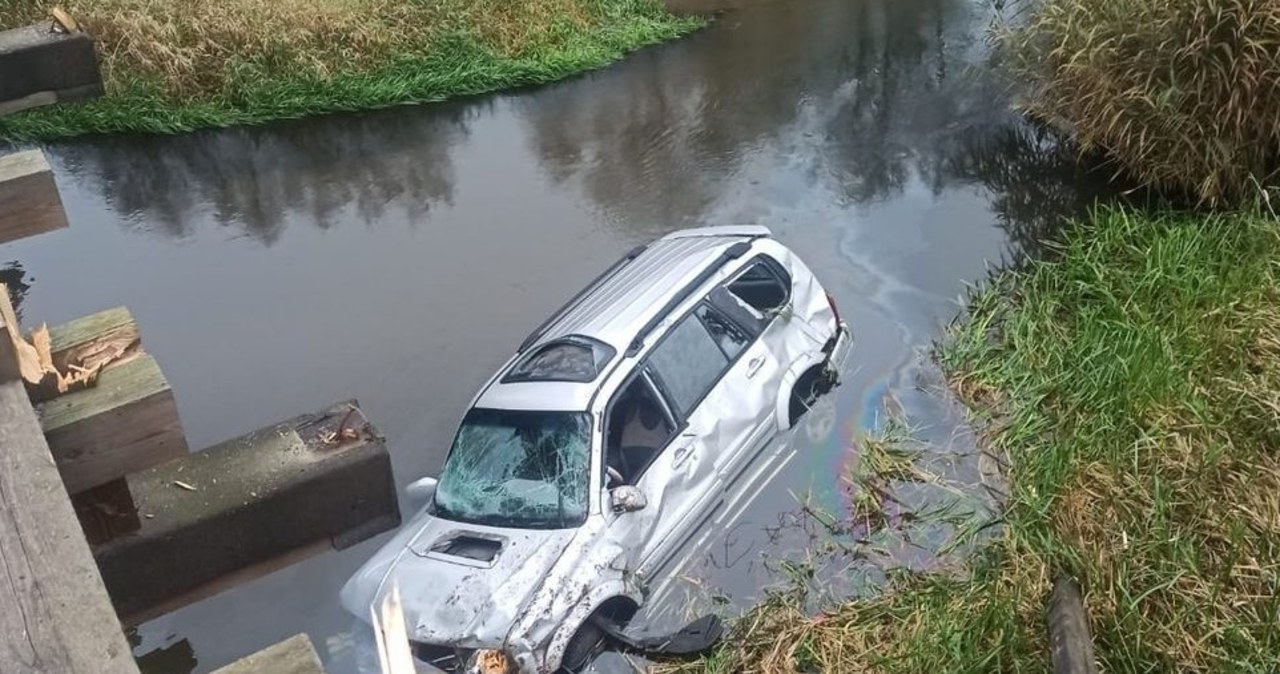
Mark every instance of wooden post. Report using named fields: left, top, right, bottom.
left=0, top=150, right=68, bottom=245
left=37, top=353, right=188, bottom=494
left=0, top=23, right=102, bottom=117
left=0, top=380, right=140, bottom=674
left=1047, top=575, right=1098, bottom=674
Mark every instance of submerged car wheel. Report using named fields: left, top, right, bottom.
left=789, top=365, right=836, bottom=429
left=559, top=599, right=637, bottom=673
left=560, top=621, right=606, bottom=673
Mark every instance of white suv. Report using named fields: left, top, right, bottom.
left=341, top=225, right=851, bottom=673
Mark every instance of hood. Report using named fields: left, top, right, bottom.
left=340, top=510, right=578, bottom=647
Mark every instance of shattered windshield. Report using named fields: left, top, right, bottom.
left=434, top=409, right=591, bottom=529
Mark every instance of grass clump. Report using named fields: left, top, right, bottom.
left=1004, top=0, right=1280, bottom=204
left=664, top=205, right=1280, bottom=673
left=0, top=0, right=702, bottom=140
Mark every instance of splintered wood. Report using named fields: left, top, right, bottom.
left=0, top=284, right=137, bottom=400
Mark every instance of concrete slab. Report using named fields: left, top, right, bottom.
left=0, top=23, right=102, bottom=108
left=94, top=400, right=401, bottom=624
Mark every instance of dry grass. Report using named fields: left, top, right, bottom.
left=2, top=0, right=432, bottom=96
left=0, top=0, right=701, bottom=138
left=1004, top=0, right=1280, bottom=204
left=0, top=0, right=614, bottom=97
left=667, top=206, right=1280, bottom=673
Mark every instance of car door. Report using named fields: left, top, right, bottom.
left=702, top=258, right=801, bottom=488
left=629, top=308, right=761, bottom=579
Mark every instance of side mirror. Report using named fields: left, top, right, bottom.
left=405, top=476, right=439, bottom=510
left=610, top=486, right=647, bottom=513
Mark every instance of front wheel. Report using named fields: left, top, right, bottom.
left=559, top=620, right=606, bottom=674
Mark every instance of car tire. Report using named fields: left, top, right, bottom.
left=789, top=365, right=835, bottom=427
left=559, top=620, right=606, bottom=674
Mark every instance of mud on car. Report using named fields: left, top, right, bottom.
left=341, top=225, right=851, bottom=673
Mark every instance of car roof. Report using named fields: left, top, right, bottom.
left=476, top=225, right=773, bottom=412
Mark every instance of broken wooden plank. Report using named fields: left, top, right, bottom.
left=0, top=23, right=102, bottom=116
left=0, top=281, right=44, bottom=385
left=47, top=306, right=140, bottom=374
left=37, top=353, right=188, bottom=493
left=0, top=380, right=140, bottom=674
left=95, top=401, right=400, bottom=625
left=0, top=150, right=68, bottom=245
left=210, top=634, right=326, bottom=674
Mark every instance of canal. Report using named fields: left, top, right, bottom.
left=3, top=0, right=1110, bottom=670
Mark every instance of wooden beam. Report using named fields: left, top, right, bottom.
left=95, top=401, right=399, bottom=624
left=37, top=353, right=188, bottom=493
left=0, top=150, right=68, bottom=245
left=0, top=380, right=140, bottom=674
left=0, top=23, right=102, bottom=116
left=210, top=634, right=326, bottom=674
left=0, top=284, right=18, bottom=383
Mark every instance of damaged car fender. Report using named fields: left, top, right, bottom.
left=543, top=581, right=641, bottom=673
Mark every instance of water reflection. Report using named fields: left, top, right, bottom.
left=53, top=105, right=469, bottom=245
left=1, top=261, right=31, bottom=320
left=521, top=0, right=1027, bottom=225
left=947, top=124, right=1120, bottom=253
left=41, top=0, right=1109, bottom=256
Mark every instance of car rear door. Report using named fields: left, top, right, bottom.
left=702, top=257, right=807, bottom=488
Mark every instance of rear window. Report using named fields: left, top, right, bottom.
left=503, top=336, right=615, bottom=383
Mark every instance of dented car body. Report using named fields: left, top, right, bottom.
left=340, top=225, right=851, bottom=673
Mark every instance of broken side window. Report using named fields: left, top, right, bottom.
left=725, top=259, right=790, bottom=320
left=433, top=409, right=591, bottom=529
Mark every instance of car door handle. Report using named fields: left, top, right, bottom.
left=745, top=356, right=766, bottom=378
left=672, top=446, right=693, bottom=469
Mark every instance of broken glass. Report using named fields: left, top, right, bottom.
left=434, top=409, right=591, bottom=528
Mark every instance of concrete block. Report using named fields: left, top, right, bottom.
left=95, top=401, right=401, bottom=624
left=0, top=23, right=102, bottom=108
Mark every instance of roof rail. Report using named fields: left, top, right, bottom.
left=626, top=239, right=754, bottom=357
left=517, top=244, right=647, bottom=354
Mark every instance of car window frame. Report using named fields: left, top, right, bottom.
left=642, top=297, right=768, bottom=423
left=598, top=256, right=787, bottom=485
left=600, top=368, right=678, bottom=487
left=721, top=255, right=792, bottom=327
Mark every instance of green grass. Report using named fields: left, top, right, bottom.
left=0, top=0, right=702, bottom=141
left=663, top=205, right=1280, bottom=673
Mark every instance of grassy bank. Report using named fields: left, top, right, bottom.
left=0, top=0, right=702, bottom=141
left=666, top=205, right=1280, bottom=673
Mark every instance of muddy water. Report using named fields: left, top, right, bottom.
left=5, top=0, right=1109, bottom=670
